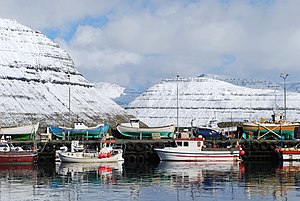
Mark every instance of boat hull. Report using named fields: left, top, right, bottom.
left=58, top=151, right=124, bottom=163
left=281, top=148, right=300, bottom=161
left=243, top=122, right=299, bottom=139
left=116, top=124, right=175, bottom=139
left=0, top=152, right=37, bottom=164
left=0, top=123, right=39, bottom=140
left=155, top=147, right=240, bottom=162
left=50, top=124, right=109, bottom=139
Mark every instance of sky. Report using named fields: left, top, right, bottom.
left=0, top=0, right=300, bottom=91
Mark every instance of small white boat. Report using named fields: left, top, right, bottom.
left=154, top=137, right=243, bottom=162
left=278, top=143, right=300, bottom=161
left=58, top=149, right=124, bottom=163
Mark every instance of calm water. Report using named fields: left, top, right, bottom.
left=0, top=161, right=299, bottom=201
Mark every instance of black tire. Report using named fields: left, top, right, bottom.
left=144, top=144, right=151, bottom=151
left=144, top=151, right=152, bottom=159
left=137, top=154, right=145, bottom=164
left=45, top=145, right=53, bottom=152
left=251, top=142, right=259, bottom=150
left=128, top=154, right=136, bottom=164
left=269, top=142, right=276, bottom=151
left=242, top=141, right=250, bottom=151
left=260, top=142, right=268, bottom=151
left=158, top=143, right=165, bottom=149
left=135, top=143, right=144, bottom=152
left=126, top=143, right=134, bottom=151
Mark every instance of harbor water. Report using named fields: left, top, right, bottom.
left=0, top=161, right=299, bottom=201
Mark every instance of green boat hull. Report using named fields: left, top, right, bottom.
left=1, top=134, right=33, bottom=141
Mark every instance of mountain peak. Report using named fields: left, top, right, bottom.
left=0, top=18, right=129, bottom=127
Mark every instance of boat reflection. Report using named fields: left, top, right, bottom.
left=0, top=164, right=38, bottom=187
left=57, top=162, right=123, bottom=184
left=280, top=161, right=300, bottom=173
left=155, top=161, right=242, bottom=189
left=240, top=161, right=300, bottom=200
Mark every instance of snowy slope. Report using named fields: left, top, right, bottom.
left=199, top=74, right=282, bottom=90
left=0, top=19, right=129, bottom=127
left=126, top=76, right=300, bottom=127
left=94, top=82, right=141, bottom=108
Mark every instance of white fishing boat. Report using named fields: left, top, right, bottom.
left=58, top=150, right=124, bottom=163
left=278, top=143, right=300, bottom=161
left=58, top=140, right=124, bottom=163
left=154, top=137, right=243, bottom=162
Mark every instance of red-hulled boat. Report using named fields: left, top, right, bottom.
left=0, top=140, right=37, bottom=164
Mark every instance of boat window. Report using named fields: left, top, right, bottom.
left=184, top=142, right=189, bottom=147
left=177, top=141, right=182, bottom=146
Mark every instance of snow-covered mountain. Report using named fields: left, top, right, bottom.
left=95, top=82, right=142, bottom=108
left=126, top=76, right=300, bottom=127
left=0, top=19, right=129, bottom=127
left=199, top=74, right=282, bottom=90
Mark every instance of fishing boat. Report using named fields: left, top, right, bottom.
left=58, top=149, right=124, bottom=163
left=0, top=123, right=39, bottom=140
left=116, top=124, right=175, bottom=139
left=58, top=140, right=124, bottom=163
left=242, top=114, right=300, bottom=140
left=276, top=143, right=300, bottom=161
left=0, top=140, right=37, bottom=164
left=154, top=137, right=243, bottom=162
left=49, top=122, right=109, bottom=140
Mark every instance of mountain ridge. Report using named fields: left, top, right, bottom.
left=0, top=18, right=130, bottom=128
left=125, top=76, right=300, bottom=127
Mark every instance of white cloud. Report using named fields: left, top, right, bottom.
left=2, top=0, right=300, bottom=89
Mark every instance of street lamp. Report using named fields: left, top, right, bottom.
left=176, top=73, right=179, bottom=136
left=280, top=73, right=289, bottom=120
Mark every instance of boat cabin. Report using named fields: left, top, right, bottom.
left=120, top=118, right=140, bottom=128
left=271, top=113, right=284, bottom=123
left=174, top=138, right=204, bottom=150
left=74, top=122, right=88, bottom=129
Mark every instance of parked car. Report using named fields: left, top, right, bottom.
left=193, top=127, right=230, bottom=140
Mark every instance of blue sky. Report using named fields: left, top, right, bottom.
left=1, top=0, right=300, bottom=90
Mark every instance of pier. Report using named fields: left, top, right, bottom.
left=9, top=138, right=300, bottom=163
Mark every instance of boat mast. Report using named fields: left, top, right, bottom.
left=176, top=73, right=179, bottom=136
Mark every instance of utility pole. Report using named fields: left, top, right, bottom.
left=280, top=73, right=289, bottom=120
left=68, top=73, right=71, bottom=121
left=176, top=73, right=179, bottom=136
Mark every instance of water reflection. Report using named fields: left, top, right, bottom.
left=0, top=164, right=37, bottom=180
left=241, top=161, right=300, bottom=200
left=156, top=161, right=242, bottom=188
left=0, top=160, right=299, bottom=201
left=57, top=162, right=123, bottom=184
